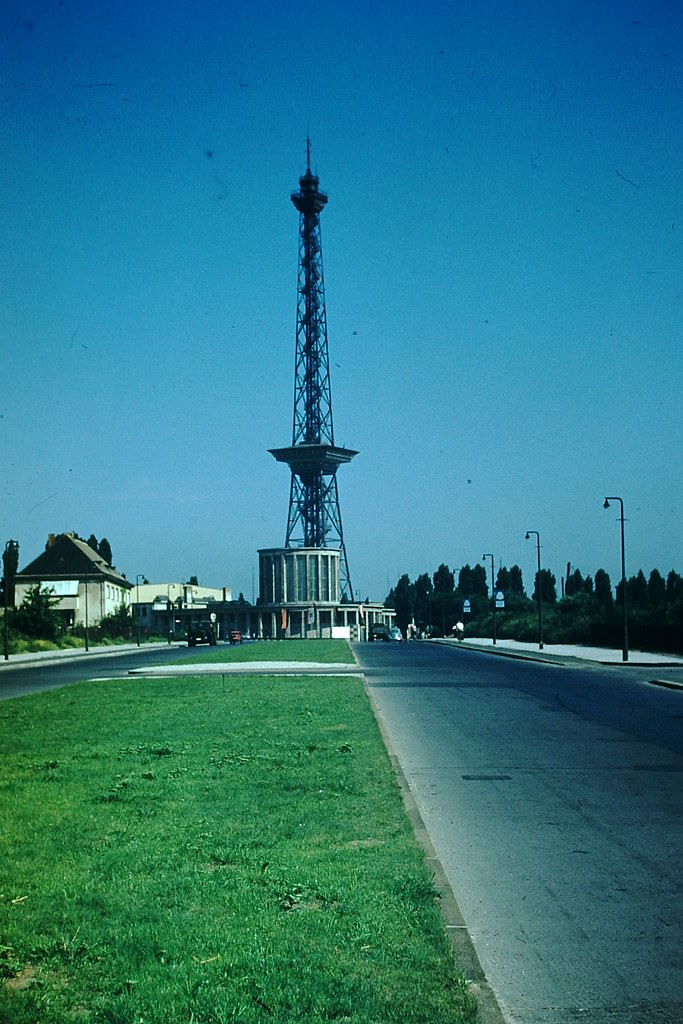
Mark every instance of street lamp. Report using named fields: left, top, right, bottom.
left=483, top=553, right=496, bottom=645
left=525, top=531, right=544, bottom=650
left=167, top=585, right=173, bottom=644
left=166, top=583, right=180, bottom=644
left=136, top=574, right=145, bottom=646
left=83, top=571, right=89, bottom=651
left=604, top=497, right=629, bottom=662
left=3, top=539, right=19, bottom=662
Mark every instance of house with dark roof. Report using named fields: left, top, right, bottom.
left=15, top=533, right=132, bottom=628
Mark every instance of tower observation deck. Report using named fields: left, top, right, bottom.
left=269, top=143, right=356, bottom=600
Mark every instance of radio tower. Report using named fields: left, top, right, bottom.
left=269, top=141, right=357, bottom=600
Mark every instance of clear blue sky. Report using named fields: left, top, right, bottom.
left=2, top=0, right=681, bottom=603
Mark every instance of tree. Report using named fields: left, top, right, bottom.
left=87, top=534, right=99, bottom=553
left=188, top=575, right=199, bottom=586
left=666, top=571, right=683, bottom=605
left=13, top=584, right=61, bottom=641
left=565, top=569, right=584, bottom=597
left=496, top=566, right=511, bottom=594
left=433, top=564, right=454, bottom=593
left=99, top=602, right=133, bottom=640
left=413, top=573, right=433, bottom=628
left=647, top=569, right=666, bottom=607
left=533, top=569, right=556, bottom=604
left=98, top=537, right=113, bottom=566
left=431, top=564, right=456, bottom=635
left=622, top=570, right=648, bottom=609
left=387, top=574, right=414, bottom=633
left=493, top=564, right=529, bottom=613
left=458, top=564, right=488, bottom=597
left=509, top=565, right=525, bottom=596
left=594, top=569, right=613, bottom=608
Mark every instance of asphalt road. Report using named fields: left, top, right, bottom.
left=0, top=642, right=205, bottom=700
left=354, top=640, right=683, bottom=1024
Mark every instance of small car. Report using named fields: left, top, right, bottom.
left=229, top=629, right=243, bottom=645
left=188, top=621, right=217, bottom=647
left=387, top=626, right=403, bottom=642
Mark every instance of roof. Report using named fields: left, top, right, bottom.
left=17, top=533, right=132, bottom=588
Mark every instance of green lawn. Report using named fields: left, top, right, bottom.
left=0, top=641, right=477, bottom=1023
left=180, top=638, right=357, bottom=664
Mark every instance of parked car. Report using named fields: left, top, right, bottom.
left=388, top=626, right=403, bottom=642
left=369, top=623, right=390, bottom=642
left=229, top=629, right=243, bottom=644
left=188, top=620, right=217, bottom=647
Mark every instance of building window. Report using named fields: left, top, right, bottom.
left=285, top=554, right=294, bottom=602
left=273, top=557, right=282, bottom=603
left=308, top=555, right=319, bottom=602
left=321, top=556, right=329, bottom=602
left=297, top=555, right=307, bottom=602
left=330, top=557, right=337, bottom=602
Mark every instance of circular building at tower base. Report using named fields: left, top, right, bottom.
left=257, top=547, right=393, bottom=640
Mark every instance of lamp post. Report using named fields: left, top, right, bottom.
left=83, top=571, right=89, bottom=651
left=525, top=530, right=544, bottom=649
left=2, top=551, right=7, bottom=662
left=483, top=553, right=496, bottom=644
left=3, top=539, right=19, bottom=662
left=604, top=496, right=628, bottom=662
left=166, top=584, right=178, bottom=644
left=135, top=574, right=145, bottom=646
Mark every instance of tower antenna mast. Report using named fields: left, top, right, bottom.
left=270, top=143, right=356, bottom=600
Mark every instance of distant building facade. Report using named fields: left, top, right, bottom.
left=15, top=533, right=132, bottom=628
left=133, top=581, right=233, bottom=639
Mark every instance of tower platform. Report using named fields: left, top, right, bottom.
left=269, top=443, right=358, bottom=478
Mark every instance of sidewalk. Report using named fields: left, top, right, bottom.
left=434, top=636, right=683, bottom=667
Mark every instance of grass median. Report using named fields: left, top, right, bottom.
left=0, top=640, right=477, bottom=1023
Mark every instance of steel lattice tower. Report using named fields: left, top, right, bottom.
left=269, top=143, right=356, bottom=601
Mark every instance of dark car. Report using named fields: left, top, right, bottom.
left=369, top=623, right=390, bottom=642
left=229, top=629, right=243, bottom=645
left=188, top=620, right=217, bottom=647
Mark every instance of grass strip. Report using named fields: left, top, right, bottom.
left=0, top=642, right=476, bottom=1023
left=176, top=638, right=357, bottom=664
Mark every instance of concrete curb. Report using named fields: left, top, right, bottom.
left=647, top=677, right=683, bottom=692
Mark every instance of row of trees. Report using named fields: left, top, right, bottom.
left=386, top=562, right=683, bottom=654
